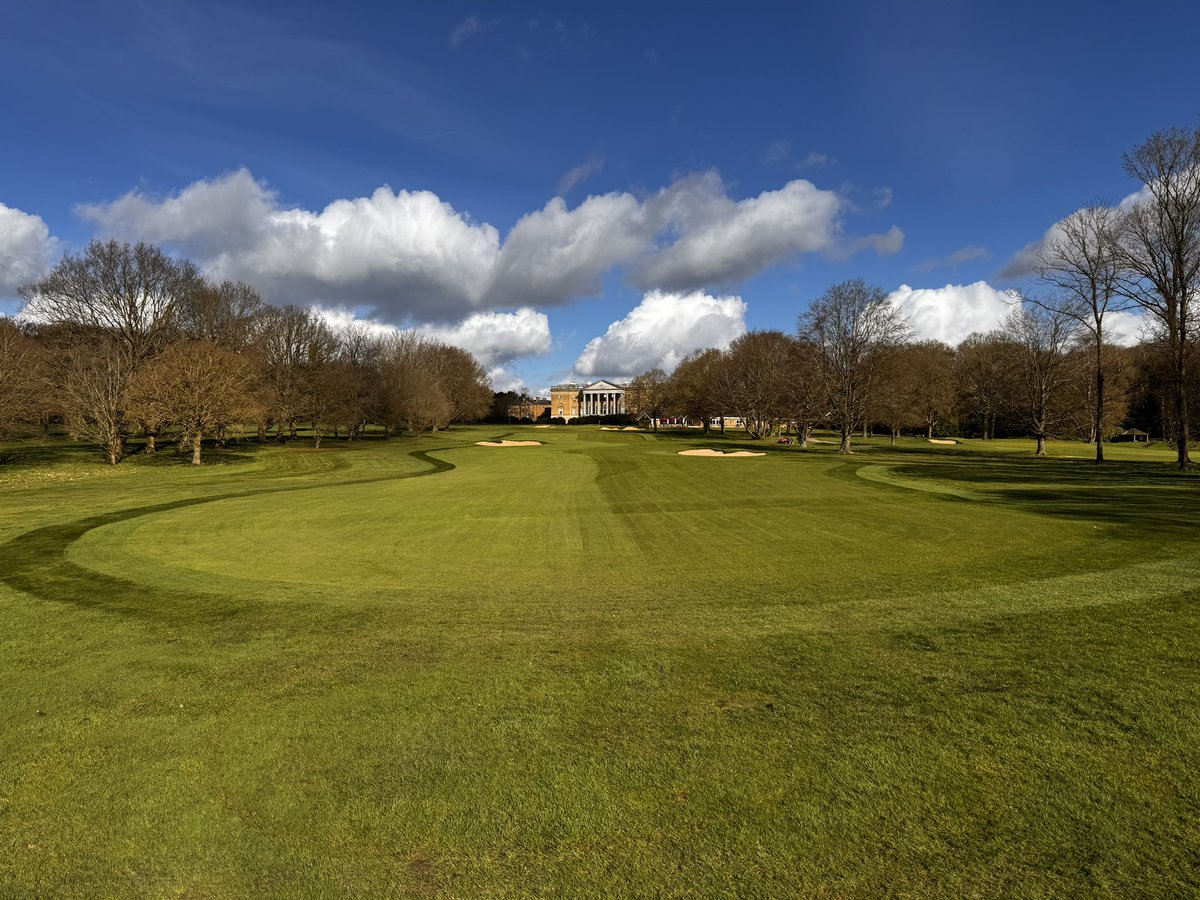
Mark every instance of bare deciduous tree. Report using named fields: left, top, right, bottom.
left=19, top=240, right=202, bottom=369
left=128, top=340, right=261, bottom=465
left=955, top=332, right=1012, bottom=439
left=799, top=279, right=911, bottom=453
left=1004, top=301, right=1082, bottom=456
left=625, top=368, right=672, bottom=430
left=1036, top=203, right=1128, bottom=462
left=669, top=347, right=725, bottom=434
left=1115, top=126, right=1200, bottom=469
left=54, top=333, right=131, bottom=465
left=715, top=331, right=795, bottom=439
left=0, top=318, right=48, bottom=436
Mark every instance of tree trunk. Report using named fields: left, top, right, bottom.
left=191, top=431, right=202, bottom=466
left=926, top=423, right=933, bottom=439
left=839, top=427, right=852, bottom=454
left=1094, top=337, right=1105, bottom=464
left=890, top=427, right=897, bottom=448
left=1035, top=433, right=1047, bottom=457
left=1176, top=342, right=1190, bottom=470
left=144, top=433, right=157, bottom=455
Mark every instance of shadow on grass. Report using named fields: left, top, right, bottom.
left=886, top=456, right=1200, bottom=537
left=0, top=447, right=457, bottom=629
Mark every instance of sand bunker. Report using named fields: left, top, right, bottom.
left=475, top=440, right=542, bottom=447
left=621, top=426, right=641, bottom=431
left=928, top=438, right=958, bottom=445
left=678, top=449, right=766, bottom=458
left=600, top=426, right=620, bottom=431
left=535, top=424, right=553, bottom=428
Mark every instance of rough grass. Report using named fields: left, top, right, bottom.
left=1, top=427, right=1198, bottom=897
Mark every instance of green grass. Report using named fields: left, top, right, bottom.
left=1, top=427, right=1199, bottom=897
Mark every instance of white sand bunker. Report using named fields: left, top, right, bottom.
left=621, top=426, right=641, bottom=431
left=928, top=438, right=958, bottom=445
left=600, top=426, right=620, bottom=431
left=476, top=440, right=543, bottom=447
left=678, top=448, right=766, bottom=457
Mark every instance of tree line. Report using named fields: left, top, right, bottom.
left=621, top=124, right=1200, bottom=467
left=1, top=241, right=492, bottom=464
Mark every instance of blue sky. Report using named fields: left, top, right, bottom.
left=2, top=1, right=1197, bottom=392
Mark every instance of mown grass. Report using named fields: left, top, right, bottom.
left=1, top=427, right=1198, bottom=897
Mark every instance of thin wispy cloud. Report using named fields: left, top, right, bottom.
left=558, top=156, right=605, bottom=195
left=449, top=15, right=496, bottom=48
left=798, top=151, right=834, bottom=169
left=763, top=139, right=791, bottom=164
left=915, top=244, right=990, bottom=273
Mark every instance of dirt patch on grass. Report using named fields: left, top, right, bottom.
left=475, top=440, right=542, bottom=447
left=678, top=449, right=766, bottom=457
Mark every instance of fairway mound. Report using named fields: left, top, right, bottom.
left=475, top=440, right=542, bottom=447
left=678, top=449, right=766, bottom=458
left=928, top=438, right=959, bottom=445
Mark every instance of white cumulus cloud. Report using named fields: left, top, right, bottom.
left=0, top=202, right=58, bottom=296
left=421, top=307, right=552, bottom=366
left=575, top=289, right=747, bottom=378
left=634, top=172, right=845, bottom=291
left=888, top=282, right=1019, bottom=345
left=314, top=305, right=551, bottom=369
left=484, top=192, right=648, bottom=307
left=80, top=169, right=501, bottom=321
left=77, top=167, right=890, bottom=322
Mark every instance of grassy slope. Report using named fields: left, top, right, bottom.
left=1, top=428, right=1198, bottom=897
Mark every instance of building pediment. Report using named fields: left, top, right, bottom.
left=584, top=380, right=623, bottom=392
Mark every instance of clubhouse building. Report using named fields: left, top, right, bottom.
left=550, top=380, right=628, bottom=421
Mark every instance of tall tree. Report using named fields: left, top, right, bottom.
left=955, top=332, right=1012, bottom=439
left=127, top=340, right=261, bottom=465
left=0, top=318, right=48, bottom=436
left=1036, top=203, right=1127, bottom=462
left=19, top=240, right=202, bottom=369
left=799, top=279, right=911, bottom=453
left=1004, top=302, right=1082, bottom=456
left=625, top=368, right=672, bottom=430
left=782, top=338, right=827, bottom=447
left=54, top=332, right=131, bottom=465
left=670, top=347, right=725, bottom=434
left=253, top=305, right=338, bottom=440
left=715, top=331, right=795, bottom=439
left=905, top=340, right=957, bottom=439
left=1115, top=126, right=1200, bottom=470
left=19, top=240, right=204, bottom=460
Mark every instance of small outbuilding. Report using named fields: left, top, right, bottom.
left=1113, top=428, right=1150, bottom=443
